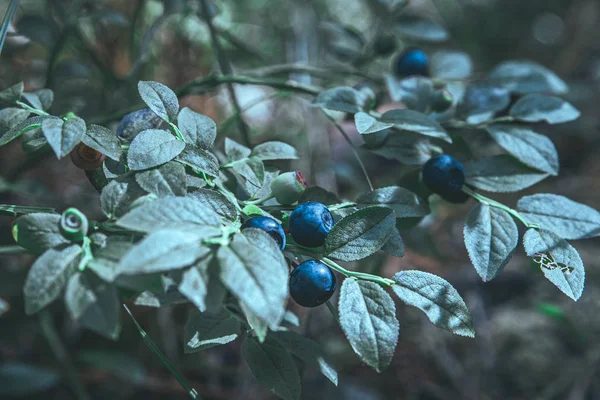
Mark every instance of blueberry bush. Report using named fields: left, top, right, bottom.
left=0, top=0, right=598, bottom=399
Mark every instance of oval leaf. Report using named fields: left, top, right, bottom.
left=42, top=116, right=86, bottom=158
left=517, top=194, right=600, bottom=240
left=325, top=206, right=396, bottom=261
left=338, top=279, right=399, bottom=372
left=138, top=81, right=179, bottom=122
left=127, top=129, right=185, bottom=171
left=509, top=93, right=580, bottom=124
left=381, top=109, right=451, bottom=142
left=523, top=229, right=585, bottom=301
left=488, top=60, right=568, bottom=94
left=177, top=107, right=216, bottom=149
left=465, top=155, right=549, bottom=192
left=392, top=270, right=475, bottom=337
left=464, top=203, right=518, bottom=281
left=487, top=124, right=559, bottom=175
left=356, top=186, right=430, bottom=218
left=82, top=124, right=122, bottom=161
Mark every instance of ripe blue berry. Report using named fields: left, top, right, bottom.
left=393, top=48, right=429, bottom=77
left=241, top=216, right=286, bottom=250
left=289, top=260, right=337, bottom=308
left=289, top=202, right=334, bottom=248
left=116, top=108, right=164, bottom=142
left=422, top=154, right=466, bottom=201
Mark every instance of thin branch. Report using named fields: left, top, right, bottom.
left=200, top=0, right=251, bottom=147
left=247, top=62, right=380, bottom=82
left=322, top=111, right=374, bottom=191
left=214, top=24, right=270, bottom=63
left=0, top=0, right=19, bottom=57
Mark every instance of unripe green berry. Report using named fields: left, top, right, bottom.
left=59, top=208, right=88, bottom=242
left=270, top=171, right=308, bottom=205
left=431, top=89, right=453, bottom=113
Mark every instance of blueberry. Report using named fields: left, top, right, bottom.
left=289, top=260, right=337, bottom=307
left=116, top=108, right=164, bottom=142
left=422, top=154, right=466, bottom=200
left=289, top=202, right=334, bottom=248
left=241, top=216, right=286, bottom=250
left=393, top=48, right=429, bottom=78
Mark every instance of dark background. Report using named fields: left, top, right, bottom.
left=1, top=0, right=600, bottom=399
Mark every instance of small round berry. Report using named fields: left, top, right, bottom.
left=11, top=219, right=18, bottom=243
left=59, top=208, right=89, bottom=242
left=289, top=202, right=334, bottom=248
left=270, top=171, right=308, bottom=205
left=431, top=89, right=453, bottom=113
left=422, top=154, right=465, bottom=198
left=116, top=108, right=164, bottom=142
left=70, top=144, right=105, bottom=170
left=289, top=260, right=337, bottom=308
left=393, top=48, right=429, bottom=78
left=242, top=216, right=286, bottom=250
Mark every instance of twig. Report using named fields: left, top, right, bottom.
left=39, top=311, right=92, bottom=400
left=214, top=24, right=270, bottom=63
left=200, top=0, right=251, bottom=147
left=322, top=111, right=374, bottom=191
left=0, top=0, right=19, bottom=57
left=247, top=63, right=380, bottom=82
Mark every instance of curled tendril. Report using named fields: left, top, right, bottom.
left=60, top=208, right=89, bottom=242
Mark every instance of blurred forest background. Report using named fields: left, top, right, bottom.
left=1, top=0, right=600, bottom=399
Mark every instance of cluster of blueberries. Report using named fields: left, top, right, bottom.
left=241, top=152, right=466, bottom=309
left=241, top=201, right=337, bottom=308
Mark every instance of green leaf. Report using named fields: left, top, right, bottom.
left=22, top=92, right=43, bottom=110
left=320, top=21, right=365, bottom=63
left=135, top=162, right=187, bottom=197
left=393, top=15, right=449, bottom=42
left=100, top=175, right=146, bottom=218
left=487, top=125, right=559, bottom=175
left=488, top=60, right=568, bottom=94
left=431, top=50, right=472, bottom=80
left=464, top=203, right=518, bottom=281
left=457, top=84, right=511, bottom=125
left=184, top=309, right=241, bottom=353
left=23, top=244, right=81, bottom=315
left=380, top=109, right=451, bottom=142
left=272, top=331, right=338, bottom=386
left=118, top=229, right=216, bottom=275
left=116, top=196, right=222, bottom=232
left=134, top=289, right=187, bottom=308
left=0, top=107, right=30, bottom=131
left=127, top=129, right=185, bottom=171
left=509, top=93, right=580, bottom=124
left=81, top=124, right=122, bottom=161
left=41, top=116, right=86, bottom=158
left=240, top=302, right=269, bottom=342
left=325, top=206, right=396, bottom=261
left=381, top=227, right=404, bottom=258
left=300, top=186, right=340, bottom=205
left=391, top=270, right=475, bottom=337
left=64, top=272, right=120, bottom=339
left=177, top=107, right=216, bottom=149
left=0, top=82, right=23, bottom=103
left=137, top=81, right=179, bottom=122
left=178, top=259, right=212, bottom=311
left=0, top=363, right=59, bottom=396
left=338, top=279, right=399, bottom=372
left=176, top=145, right=220, bottom=176
left=77, top=350, right=146, bottom=385
left=36, top=89, right=54, bottom=110
left=251, top=141, right=298, bottom=160
left=243, top=337, right=302, bottom=400
left=354, top=112, right=394, bottom=134
left=217, top=230, right=288, bottom=329
left=517, top=194, right=600, bottom=240
left=187, top=188, right=238, bottom=221
left=384, top=76, right=433, bottom=113
left=356, top=186, right=430, bottom=218
left=313, top=86, right=366, bottom=113
left=0, top=115, right=49, bottom=146
left=88, top=239, right=133, bottom=283
left=14, top=213, right=69, bottom=253
left=232, top=157, right=265, bottom=194
left=523, top=229, right=585, bottom=301
left=465, top=155, right=549, bottom=192
left=225, top=138, right=251, bottom=161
